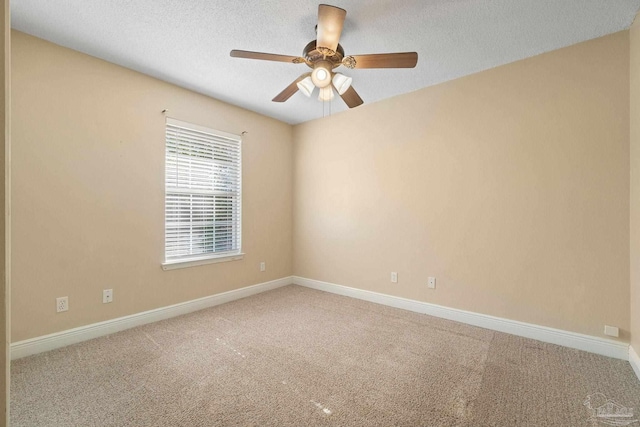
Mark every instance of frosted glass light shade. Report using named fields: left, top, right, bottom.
left=332, top=73, right=352, bottom=95
left=296, top=76, right=314, bottom=97
left=318, top=86, right=335, bottom=101
left=316, top=69, right=328, bottom=81
left=311, top=63, right=332, bottom=88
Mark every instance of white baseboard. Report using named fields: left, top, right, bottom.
left=630, top=346, right=640, bottom=381
left=13, top=275, right=633, bottom=365
left=11, top=276, right=293, bottom=360
left=293, top=276, right=630, bottom=361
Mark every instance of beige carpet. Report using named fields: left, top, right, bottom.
left=10, top=285, right=640, bottom=426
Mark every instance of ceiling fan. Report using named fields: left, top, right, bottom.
left=230, top=4, right=418, bottom=108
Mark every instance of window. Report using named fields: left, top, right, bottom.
left=163, top=118, right=242, bottom=269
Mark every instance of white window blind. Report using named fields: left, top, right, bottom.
left=165, top=118, right=242, bottom=264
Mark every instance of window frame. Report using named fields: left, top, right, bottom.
left=162, top=118, right=243, bottom=270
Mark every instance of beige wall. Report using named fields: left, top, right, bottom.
left=10, top=27, right=635, bottom=350
left=1, top=1, right=7, bottom=424
left=293, top=31, right=630, bottom=340
left=631, top=16, right=640, bottom=353
left=11, top=31, right=293, bottom=342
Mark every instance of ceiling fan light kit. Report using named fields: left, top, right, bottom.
left=311, top=61, right=333, bottom=88
left=318, top=86, right=335, bottom=101
left=296, top=76, right=315, bottom=97
left=332, top=73, right=352, bottom=95
left=230, top=4, right=418, bottom=109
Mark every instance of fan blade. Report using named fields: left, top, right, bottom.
left=349, top=52, right=418, bottom=69
left=273, top=73, right=311, bottom=102
left=230, top=50, right=305, bottom=64
left=337, top=85, right=363, bottom=108
left=316, top=4, right=346, bottom=53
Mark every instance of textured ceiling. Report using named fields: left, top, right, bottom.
left=11, top=0, right=640, bottom=125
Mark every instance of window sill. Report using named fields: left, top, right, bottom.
left=162, top=253, right=244, bottom=271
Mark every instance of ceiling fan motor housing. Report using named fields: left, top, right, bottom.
left=303, top=40, right=345, bottom=68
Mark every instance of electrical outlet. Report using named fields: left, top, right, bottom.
left=391, top=272, right=398, bottom=283
left=103, top=289, right=113, bottom=304
left=260, top=262, right=266, bottom=272
left=428, top=277, right=436, bottom=289
left=604, top=325, right=619, bottom=337
left=56, top=296, right=68, bottom=313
